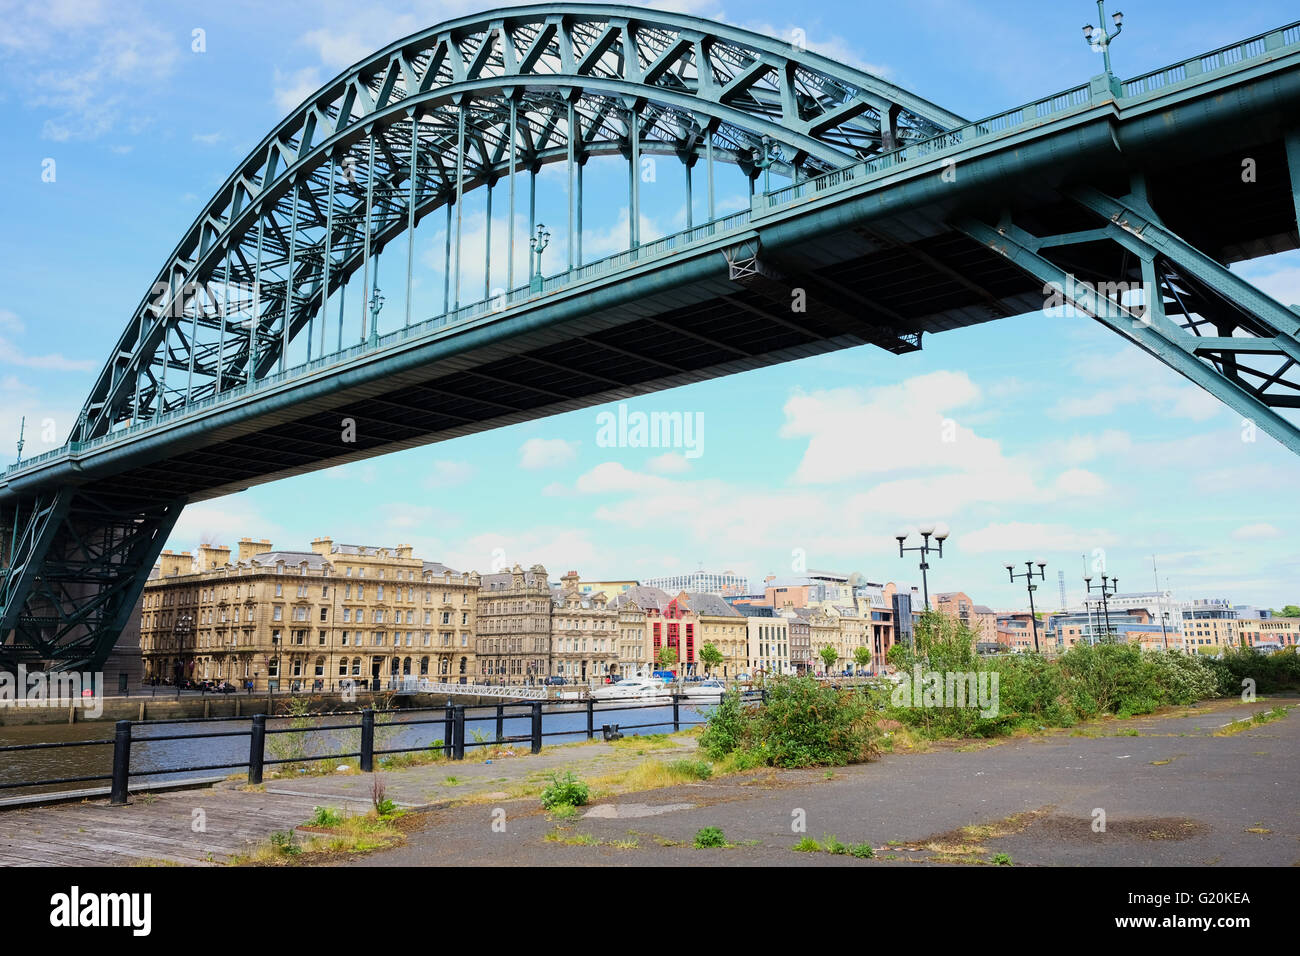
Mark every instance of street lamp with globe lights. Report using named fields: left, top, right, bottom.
left=1005, top=559, right=1047, bottom=653
left=1082, top=3, right=1124, bottom=75
left=1084, top=572, right=1119, bottom=643
left=896, top=522, right=949, bottom=616
left=529, top=224, right=551, bottom=293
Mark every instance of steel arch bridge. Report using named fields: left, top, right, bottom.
left=3, top=5, right=1300, bottom=672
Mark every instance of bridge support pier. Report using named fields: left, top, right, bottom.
left=1, top=491, right=183, bottom=672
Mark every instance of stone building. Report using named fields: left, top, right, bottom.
left=550, top=571, right=617, bottom=682
left=136, top=537, right=478, bottom=691
left=475, top=564, right=552, bottom=684
left=676, top=591, right=747, bottom=677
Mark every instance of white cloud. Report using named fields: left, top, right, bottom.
left=519, top=437, right=578, bottom=469
left=0, top=334, right=95, bottom=371
left=272, top=66, right=324, bottom=114
left=1053, top=468, right=1107, bottom=498
left=1231, top=522, right=1281, bottom=541
left=1050, top=429, right=1133, bottom=465
left=192, top=131, right=224, bottom=145
left=422, top=459, right=474, bottom=488
left=647, top=451, right=690, bottom=474
left=957, top=522, right=1119, bottom=555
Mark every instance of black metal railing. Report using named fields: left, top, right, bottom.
left=1, top=691, right=756, bottom=805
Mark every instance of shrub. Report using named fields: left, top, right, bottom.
left=693, top=826, right=727, bottom=848
left=699, top=690, right=747, bottom=759
left=540, top=771, right=590, bottom=810
left=308, top=806, right=344, bottom=828
left=668, top=759, right=713, bottom=780
left=755, top=676, right=881, bottom=767
left=269, top=830, right=300, bottom=856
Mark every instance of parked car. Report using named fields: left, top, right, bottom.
left=543, top=675, right=567, bottom=685
left=651, top=670, right=677, bottom=682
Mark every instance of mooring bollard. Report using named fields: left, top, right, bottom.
left=359, top=708, right=375, bottom=772
left=530, top=701, right=543, bottom=754
left=109, top=720, right=132, bottom=806
left=452, top=705, right=466, bottom=760
left=248, top=713, right=266, bottom=784
left=586, top=697, right=595, bottom=740
left=672, top=694, right=681, bottom=732
left=495, top=703, right=504, bottom=743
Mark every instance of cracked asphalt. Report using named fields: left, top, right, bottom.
left=336, top=697, right=1299, bottom=866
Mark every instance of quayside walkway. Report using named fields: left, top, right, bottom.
left=0, top=698, right=1292, bottom=866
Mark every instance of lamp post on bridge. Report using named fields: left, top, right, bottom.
left=1004, top=559, right=1046, bottom=653
left=1082, top=3, right=1124, bottom=75
left=529, top=224, right=551, bottom=294
left=751, top=135, right=784, bottom=195
left=367, top=286, right=384, bottom=347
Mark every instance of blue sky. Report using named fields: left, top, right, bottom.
left=1, top=0, right=1297, bottom=611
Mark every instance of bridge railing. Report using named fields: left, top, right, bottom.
left=1122, top=21, right=1300, bottom=98
left=761, top=18, right=1300, bottom=214
left=0, top=693, right=767, bottom=804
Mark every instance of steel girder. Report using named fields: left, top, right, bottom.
left=958, top=183, right=1300, bottom=455
left=73, top=4, right=962, bottom=444
left=1, top=492, right=182, bottom=671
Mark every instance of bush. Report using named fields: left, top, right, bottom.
left=308, top=806, right=344, bottom=828
left=668, top=759, right=713, bottom=780
left=540, top=771, right=590, bottom=810
left=703, top=676, right=881, bottom=768
left=269, top=830, right=300, bottom=856
left=754, top=676, right=881, bottom=767
left=693, top=826, right=727, bottom=848
left=699, top=690, right=747, bottom=759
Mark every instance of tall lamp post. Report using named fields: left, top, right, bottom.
left=1084, top=573, right=1118, bottom=642
left=896, top=522, right=949, bottom=616
left=751, top=135, right=784, bottom=195
left=171, top=613, right=194, bottom=688
left=529, top=224, right=551, bottom=293
left=1082, top=3, right=1124, bottom=75
left=1004, top=560, right=1046, bottom=653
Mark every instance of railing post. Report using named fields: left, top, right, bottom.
left=109, top=719, right=132, bottom=806
left=586, top=697, right=594, bottom=740
left=248, top=713, right=266, bottom=784
left=452, top=705, right=465, bottom=760
left=495, top=703, right=504, bottom=743
left=530, top=701, right=542, bottom=754
left=443, top=703, right=454, bottom=758
left=672, top=694, right=681, bottom=732
left=359, top=707, right=375, bottom=773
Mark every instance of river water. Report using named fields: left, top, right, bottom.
left=0, top=699, right=721, bottom=798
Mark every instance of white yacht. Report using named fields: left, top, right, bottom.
left=590, top=676, right=667, bottom=700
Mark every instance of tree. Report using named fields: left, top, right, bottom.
left=853, top=646, right=872, bottom=672
left=818, top=645, right=838, bottom=674
left=1277, top=605, right=1300, bottom=618
left=656, top=646, right=679, bottom=670
left=698, top=642, right=724, bottom=675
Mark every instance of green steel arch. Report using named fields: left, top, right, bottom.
left=73, top=3, right=963, bottom=444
